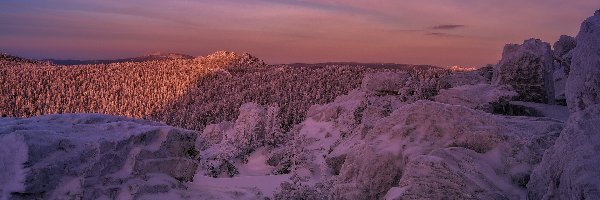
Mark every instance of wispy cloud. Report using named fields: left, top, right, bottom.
left=431, top=24, right=466, bottom=30
left=426, top=32, right=467, bottom=38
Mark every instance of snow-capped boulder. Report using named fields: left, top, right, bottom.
left=0, top=114, right=199, bottom=200
left=528, top=11, right=600, bottom=199
left=492, top=38, right=556, bottom=103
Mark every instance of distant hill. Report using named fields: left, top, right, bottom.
left=284, top=62, right=440, bottom=70
left=0, top=53, right=40, bottom=64
left=46, top=52, right=194, bottom=65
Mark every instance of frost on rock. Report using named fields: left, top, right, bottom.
left=492, top=38, right=556, bottom=103
left=529, top=11, right=600, bottom=199
left=0, top=114, right=199, bottom=200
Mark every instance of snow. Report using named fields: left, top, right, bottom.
left=188, top=174, right=290, bottom=199
left=0, top=133, right=28, bottom=200
left=237, top=148, right=273, bottom=176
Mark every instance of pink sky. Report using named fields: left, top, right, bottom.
left=1, top=0, right=599, bottom=66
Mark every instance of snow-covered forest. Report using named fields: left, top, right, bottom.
left=1, top=51, right=450, bottom=132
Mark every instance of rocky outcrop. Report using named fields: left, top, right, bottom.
left=0, top=114, right=199, bottom=200
left=529, top=11, right=600, bottom=199
left=271, top=79, right=562, bottom=199
left=553, top=35, right=577, bottom=60
left=566, top=13, right=600, bottom=113
left=492, top=38, right=555, bottom=103
left=552, top=35, right=577, bottom=103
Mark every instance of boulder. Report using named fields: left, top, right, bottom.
left=552, top=35, right=577, bottom=103
left=566, top=11, right=600, bottom=113
left=0, top=114, right=199, bottom=200
left=529, top=10, right=600, bottom=199
left=553, top=35, right=577, bottom=59
left=492, top=39, right=555, bottom=103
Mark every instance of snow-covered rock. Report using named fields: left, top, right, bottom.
left=528, top=105, right=600, bottom=199
left=565, top=12, right=600, bottom=113
left=434, top=83, right=517, bottom=111
left=553, top=35, right=577, bottom=59
left=552, top=35, right=577, bottom=103
left=492, top=38, right=556, bottom=103
left=273, top=85, right=563, bottom=199
left=528, top=11, right=600, bottom=199
left=0, top=114, right=199, bottom=200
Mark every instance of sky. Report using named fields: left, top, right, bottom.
left=1, top=0, right=599, bottom=66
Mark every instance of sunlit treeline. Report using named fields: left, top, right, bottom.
left=0, top=51, right=240, bottom=118
left=1, top=51, right=450, bottom=132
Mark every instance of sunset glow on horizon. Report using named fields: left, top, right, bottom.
left=1, top=0, right=599, bottom=66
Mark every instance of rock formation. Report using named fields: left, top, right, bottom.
left=552, top=35, right=577, bottom=103
left=492, top=38, right=556, bottom=104
left=528, top=10, right=600, bottom=200
left=0, top=114, right=199, bottom=200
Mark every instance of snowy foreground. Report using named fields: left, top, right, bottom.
left=1, top=10, right=600, bottom=200
left=0, top=94, right=565, bottom=199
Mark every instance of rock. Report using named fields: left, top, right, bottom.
left=566, top=12, right=600, bottom=113
left=553, top=35, right=577, bottom=59
left=528, top=105, right=600, bottom=199
left=552, top=35, right=577, bottom=103
left=477, top=64, right=495, bottom=83
left=528, top=11, right=600, bottom=199
left=492, top=38, right=556, bottom=103
left=278, top=84, right=563, bottom=199
left=0, top=114, right=199, bottom=200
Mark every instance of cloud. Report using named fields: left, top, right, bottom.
left=431, top=24, right=466, bottom=30
left=425, top=32, right=467, bottom=38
